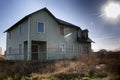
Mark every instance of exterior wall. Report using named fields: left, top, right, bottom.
left=6, top=10, right=91, bottom=60
left=6, top=20, right=28, bottom=60
left=30, top=10, right=91, bottom=60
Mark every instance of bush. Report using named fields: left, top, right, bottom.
left=0, top=72, right=8, bottom=80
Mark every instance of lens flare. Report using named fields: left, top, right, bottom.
left=101, top=1, right=120, bottom=23
left=104, top=2, right=120, bottom=19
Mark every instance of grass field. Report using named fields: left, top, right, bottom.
left=0, top=52, right=120, bottom=80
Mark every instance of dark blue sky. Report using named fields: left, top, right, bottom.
left=0, top=0, right=120, bottom=51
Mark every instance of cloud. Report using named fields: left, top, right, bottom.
left=94, top=32, right=120, bottom=40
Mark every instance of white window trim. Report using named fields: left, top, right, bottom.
left=59, top=43, right=66, bottom=54
left=37, top=21, right=45, bottom=33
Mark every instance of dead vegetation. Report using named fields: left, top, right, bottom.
left=0, top=52, right=120, bottom=80
left=0, top=55, right=5, bottom=61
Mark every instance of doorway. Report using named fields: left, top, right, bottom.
left=31, top=44, right=39, bottom=60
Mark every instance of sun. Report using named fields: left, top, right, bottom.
left=103, top=2, right=120, bottom=19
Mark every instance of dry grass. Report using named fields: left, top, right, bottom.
left=0, top=55, right=5, bottom=61
left=0, top=52, right=120, bottom=80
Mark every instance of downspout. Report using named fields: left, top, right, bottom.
left=27, top=17, right=31, bottom=60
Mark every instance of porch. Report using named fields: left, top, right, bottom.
left=24, top=41, right=47, bottom=61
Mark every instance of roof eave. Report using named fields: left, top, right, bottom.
left=4, top=7, right=49, bottom=33
left=4, top=16, right=29, bottom=33
left=77, top=37, right=95, bottom=43
left=4, top=7, right=83, bottom=33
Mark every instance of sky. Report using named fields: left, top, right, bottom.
left=0, top=0, right=120, bottom=53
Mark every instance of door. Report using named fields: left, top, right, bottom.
left=32, top=44, right=38, bottom=60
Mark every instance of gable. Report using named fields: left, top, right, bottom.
left=4, top=7, right=81, bottom=33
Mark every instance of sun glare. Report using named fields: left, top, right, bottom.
left=104, top=2, right=120, bottom=19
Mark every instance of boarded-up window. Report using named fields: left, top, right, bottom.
left=60, top=25, right=64, bottom=35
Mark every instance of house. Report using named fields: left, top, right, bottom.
left=4, top=8, right=93, bottom=61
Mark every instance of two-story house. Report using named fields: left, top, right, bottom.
left=4, top=8, right=93, bottom=61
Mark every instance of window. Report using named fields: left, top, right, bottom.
left=59, top=43, right=66, bottom=54
left=9, top=47, right=11, bottom=54
left=19, top=44, right=22, bottom=54
left=83, top=30, right=88, bottom=39
left=38, top=22, right=44, bottom=32
left=78, top=30, right=81, bottom=38
left=60, top=25, right=64, bottom=35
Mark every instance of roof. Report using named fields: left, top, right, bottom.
left=56, top=18, right=80, bottom=29
left=77, top=37, right=95, bottom=43
left=4, top=7, right=81, bottom=33
left=4, top=7, right=94, bottom=43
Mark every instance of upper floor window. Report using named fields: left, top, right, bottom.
left=38, top=22, right=44, bottom=32
left=83, top=30, right=88, bottom=39
left=60, top=25, right=64, bottom=35
left=78, top=30, right=81, bottom=38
